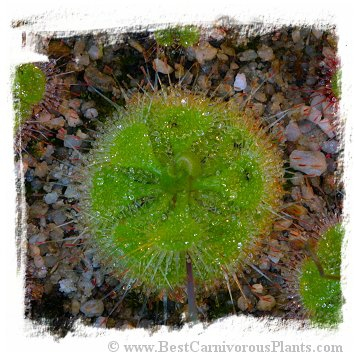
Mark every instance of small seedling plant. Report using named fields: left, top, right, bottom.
left=299, top=222, right=344, bottom=327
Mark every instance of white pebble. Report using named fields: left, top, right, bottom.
left=233, top=73, right=247, bottom=91
left=59, top=278, right=77, bottom=294
left=307, top=107, right=322, bottom=124
left=321, top=139, right=339, bottom=154
left=84, top=108, right=98, bottom=119
left=310, top=94, right=326, bottom=111
left=290, top=150, right=327, bottom=176
left=318, top=119, right=335, bottom=138
left=88, top=45, right=102, bottom=60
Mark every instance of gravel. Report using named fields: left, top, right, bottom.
left=19, top=25, right=341, bottom=332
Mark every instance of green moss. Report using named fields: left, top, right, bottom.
left=299, top=223, right=344, bottom=327
left=12, top=63, right=46, bottom=130
left=155, top=25, right=200, bottom=48
left=155, top=28, right=176, bottom=47
left=331, top=69, right=341, bottom=99
left=86, top=90, right=284, bottom=294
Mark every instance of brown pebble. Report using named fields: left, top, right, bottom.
left=257, top=295, right=276, bottom=311
left=34, top=161, right=48, bottom=178
left=29, top=201, right=48, bottom=218
left=48, top=40, right=71, bottom=57
left=84, top=65, right=116, bottom=92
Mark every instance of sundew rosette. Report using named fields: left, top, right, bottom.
left=299, top=222, right=344, bottom=326
left=83, top=89, right=284, bottom=295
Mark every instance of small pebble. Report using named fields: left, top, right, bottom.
left=273, top=219, right=293, bottom=231
left=71, top=299, right=81, bottom=315
left=285, top=121, right=301, bottom=142
left=257, top=295, right=276, bottom=311
left=312, top=29, right=323, bottom=39
left=59, top=278, right=77, bottom=294
left=52, top=210, right=67, bottom=225
left=259, top=258, right=271, bottom=271
left=310, top=94, right=326, bottom=111
left=48, top=224, right=64, bottom=240
left=29, top=233, right=47, bottom=245
left=290, top=150, right=327, bottom=176
left=29, top=201, right=48, bottom=218
left=88, top=45, right=102, bottom=60
left=80, top=299, right=105, bottom=317
left=254, top=91, right=267, bottom=103
left=237, top=296, right=250, bottom=311
left=34, top=162, right=48, bottom=178
left=318, top=119, right=335, bottom=138
left=239, top=49, right=257, bottom=62
left=233, top=73, right=247, bottom=91
left=94, top=317, right=108, bottom=328
left=64, top=135, right=83, bottom=149
left=291, top=172, right=304, bottom=186
left=251, top=284, right=264, bottom=295
left=257, top=45, right=274, bottom=61
left=153, top=58, right=173, bottom=74
left=46, top=117, right=66, bottom=130
left=29, top=244, right=41, bottom=257
left=301, top=184, right=314, bottom=199
left=307, top=107, right=322, bottom=124
left=197, top=75, right=211, bottom=91
left=194, top=43, right=218, bottom=64
left=43, top=255, right=58, bottom=268
left=217, top=52, right=229, bottom=62
left=73, top=40, right=85, bottom=56
left=84, top=108, right=98, bottom=119
left=220, top=43, right=236, bottom=56
left=69, top=98, right=82, bottom=110
left=291, top=29, right=301, bottom=43
left=84, top=65, right=116, bottom=92
left=81, top=100, right=96, bottom=112
left=321, top=139, right=339, bottom=154
left=33, top=255, right=45, bottom=269
left=76, top=54, right=90, bottom=66
left=64, top=185, right=80, bottom=199
left=284, top=203, right=308, bottom=217
left=44, top=192, right=58, bottom=205
left=65, top=109, right=82, bottom=127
